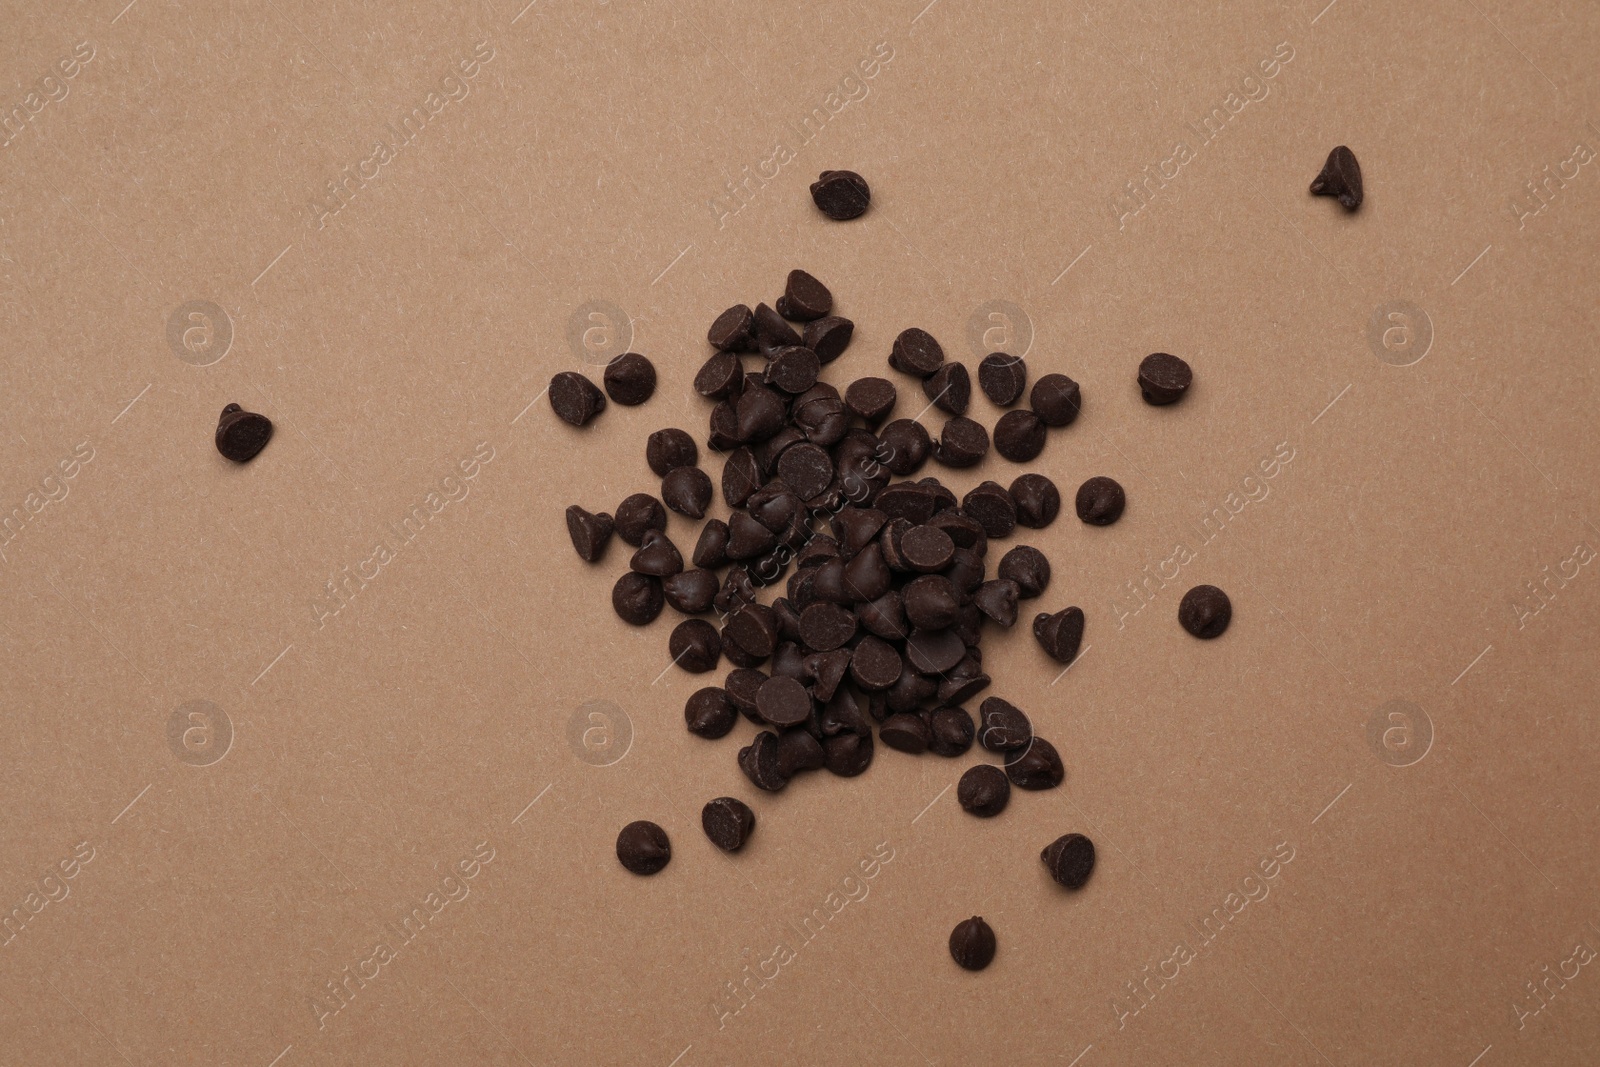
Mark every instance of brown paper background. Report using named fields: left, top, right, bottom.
left=2, top=0, right=1598, bottom=1063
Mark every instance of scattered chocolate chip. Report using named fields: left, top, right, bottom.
left=669, top=619, right=722, bottom=672
left=693, top=520, right=730, bottom=569
left=725, top=602, right=780, bottom=659
left=1033, top=606, right=1085, bottom=664
left=1006, top=737, right=1064, bottom=790
left=548, top=372, right=607, bottom=426
left=880, top=712, right=931, bottom=754
left=1075, top=476, right=1125, bottom=526
left=662, top=569, right=718, bottom=614
left=215, top=404, right=274, bottom=463
left=928, top=706, right=975, bottom=757
left=906, top=627, right=965, bottom=674
left=768, top=346, right=822, bottom=395
left=612, top=572, right=664, bottom=625
left=903, top=575, right=961, bottom=630
left=978, top=697, right=1032, bottom=753
left=754, top=674, right=811, bottom=729
left=845, top=377, right=897, bottom=423
left=998, top=545, right=1050, bottom=598
left=962, top=481, right=1016, bottom=538
left=958, top=765, right=1010, bottom=817
left=923, top=362, right=971, bottom=416
left=1179, top=584, right=1231, bottom=639
left=646, top=428, right=699, bottom=476
left=993, top=409, right=1046, bottom=462
left=739, top=731, right=790, bottom=791
left=736, top=385, right=788, bottom=442
left=685, top=687, right=737, bottom=738
left=849, top=636, right=904, bottom=691
left=616, top=820, right=671, bottom=875
left=708, top=305, right=756, bottom=352
left=1009, top=474, right=1060, bottom=529
left=630, top=529, right=683, bottom=577
left=901, top=525, right=957, bottom=574
left=799, top=602, right=857, bottom=651
left=1310, top=145, right=1363, bottom=211
left=823, top=730, right=874, bottom=776
left=978, top=353, right=1028, bottom=406
left=753, top=302, right=802, bottom=355
left=722, top=448, right=763, bottom=509
left=695, top=351, right=745, bottom=400
left=803, top=316, right=854, bottom=363
left=877, top=419, right=931, bottom=476
left=777, top=442, right=834, bottom=500
left=777, top=727, right=827, bottom=777
left=776, top=269, right=833, bottom=321
left=1041, top=832, right=1095, bottom=889
left=603, top=352, right=656, bottom=405
left=973, top=579, right=1020, bottom=627
left=890, top=328, right=945, bottom=378
left=949, top=916, right=996, bottom=971
left=810, top=169, right=871, bottom=220
left=701, top=797, right=756, bottom=852
left=662, top=467, right=712, bottom=519
left=1029, top=373, right=1081, bottom=427
left=933, top=417, right=989, bottom=468
left=1138, top=353, right=1191, bottom=406
left=565, top=505, right=614, bottom=562
left=615, top=493, right=667, bottom=546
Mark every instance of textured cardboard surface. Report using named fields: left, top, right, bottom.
left=2, top=0, right=1599, bottom=1064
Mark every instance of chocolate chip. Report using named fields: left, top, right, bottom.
left=1310, top=145, right=1363, bottom=210
left=777, top=442, right=834, bottom=500
left=721, top=448, right=763, bottom=508
left=693, top=520, right=730, bottom=569
left=906, top=628, right=965, bottom=674
left=877, top=419, right=931, bottom=476
left=715, top=567, right=757, bottom=616
left=937, top=665, right=991, bottom=707
left=753, top=303, right=802, bottom=354
left=1075, top=476, right=1125, bottom=525
left=724, top=668, right=767, bottom=720
left=776, top=727, right=827, bottom=776
left=669, top=619, right=722, bottom=673
left=972, top=579, right=1020, bottom=627
left=923, top=362, right=970, bottom=415
left=707, top=400, right=741, bottom=451
left=766, top=346, right=820, bottom=395
left=615, top=493, right=667, bottom=546
left=603, top=353, right=656, bottom=405
left=903, top=574, right=960, bottom=630
left=857, top=591, right=908, bottom=641
left=612, top=572, right=664, bottom=625
left=978, top=697, right=1032, bottom=753
left=849, top=636, right=904, bottom=691
left=962, top=481, right=1016, bottom=538
left=776, top=269, right=833, bottom=321
left=1029, top=373, right=1081, bottom=427
left=695, top=351, right=745, bottom=400
left=616, top=820, right=671, bottom=875
left=663, top=569, right=718, bottom=614
left=890, top=328, right=945, bottom=377
left=1138, top=353, right=1191, bottom=406
left=831, top=506, right=887, bottom=555
left=1006, top=737, right=1064, bottom=790
left=646, top=429, right=699, bottom=476
left=709, top=305, right=756, bottom=352
left=215, top=404, right=274, bottom=463
left=1041, top=833, right=1095, bottom=889
left=565, top=505, right=614, bottom=562
left=1009, top=474, right=1060, bottom=529
left=799, top=602, right=857, bottom=651
left=1033, top=606, right=1085, bottom=663
left=978, top=353, right=1028, bottom=406
left=661, top=467, right=712, bottom=519
left=1179, top=584, right=1231, bottom=638
left=685, top=687, right=737, bottom=738
left=803, top=316, right=854, bottom=363
left=725, top=602, right=780, bottom=659
left=738, top=730, right=789, bottom=791
left=880, top=712, right=931, bottom=754
left=806, top=648, right=851, bottom=701
left=736, top=385, right=788, bottom=443
left=630, top=529, right=683, bottom=577
left=992, top=409, right=1046, bottom=463
left=548, top=372, right=606, bottom=426
left=958, top=765, right=1010, bottom=817
left=997, top=545, right=1050, bottom=598
left=928, top=706, right=975, bottom=757
left=900, top=525, right=956, bottom=574
left=725, top=512, right=775, bottom=562
left=701, top=797, right=756, bottom=852
left=933, top=417, right=988, bottom=468
left=823, top=730, right=874, bottom=776
left=810, top=169, right=870, bottom=220
left=949, top=916, right=996, bottom=971
left=841, top=543, right=891, bottom=603
left=844, top=377, right=897, bottom=423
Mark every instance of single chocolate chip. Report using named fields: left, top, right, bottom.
left=877, top=420, right=931, bottom=476
left=880, top=712, right=931, bottom=754
left=928, top=510, right=986, bottom=554
left=823, top=730, right=874, bottom=776
left=841, top=543, right=891, bottom=603
left=978, top=697, right=1032, bottom=753
left=934, top=417, right=988, bottom=468
left=958, top=765, right=1010, bottom=817
left=810, top=169, right=871, bottom=220
left=944, top=547, right=987, bottom=597
left=603, top=353, right=656, bottom=405
left=973, top=579, right=1020, bottom=627
left=1041, top=833, right=1095, bottom=889
left=615, top=493, right=667, bottom=546
left=693, top=520, right=730, bottom=569
left=767, top=345, right=822, bottom=396
left=819, top=686, right=872, bottom=736
left=938, top=666, right=991, bottom=707
left=776, top=269, right=833, bottom=321
left=662, top=569, right=719, bottom=614
left=726, top=512, right=776, bottom=561
left=1075, top=476, right=1125, bottom=525
left=701, top=797, right=755, bottom=852
left=565, top=505, right=614, bottom=562
left=756, top=675, right=813, bottom=729
left=949, top=916, right=996, bottom=971
left=722, top=448, right=763, bottom=508
left=739, top=731, right=790, bottom=791
left=923, top=362, right=971, bottom=416
left=928, top=706, right=975, bottom=757
left=803, top=316, right=854, bottom=363
left=630, top=529, right=683, bottom=577
left=616, top=821, right=672, bottom=876
left=725, top=602, right=780, bottom=659
left=1006, top=737, right=1064, bottom=790
left=806, top=648, right=852, bottom=701
left=890, top=328, right=945, bottom=378
left=997, top=545, right=1050, bottom=598
left=849, top=636, right=904, bottom=691
left=753, top=303, right=802, bottom=354
left=685, top=687, right=737, bottom=738
left=978, top=353, right=1028, bottom=406
left=715, top=567, right=757, bottom=616
left=1179, top=584, right=1231, bottom=638
left=903, top=574, right=961, bottom=630
left=1030, top=373, right=1081, bottom=427
left=992, top=409, right=1046, bottom=462
left=707, top=400, right=741, bottom=451
left=1310, top=145, right=1363, bottom=210
left=215, top=404, right=274, bottom=463
left=612, top=572, right=664, bottom=625
left=799, top=602, right=857, bottom=652
left=548, top=372, right=606, bottom=426
left=724, top=668, right=768, bottom=720
left=962, top=481, right=1016, bottom=538
left=1033, top=606, right=1085, bottom=663
left=1010, top=474, right=1060, bottom=529
left=906, top=628, right=965, bottom=674
left=777, top=442, right=834, bottom=500
left=669, top=619, right=722, bottom=672
left=831, top=506, right=888, bottom=555
left=646, top=428, right=699, bottom=476
left=776, top=728, right=827, bottom=777
left=709, top=305, right=756, bottom=352
left=1138, top=353, right=1191, bottom=406
left=695, top=351, right=745, bottom=399
left=844, top=377, right=897, bottom=423
left=901, top=525, right=956, bottom=573
left=661, top=467, right=712, bottom=519
left=857, top=591, right=908, bottom=641
left=736, top=385, right=788, bottom=443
